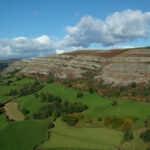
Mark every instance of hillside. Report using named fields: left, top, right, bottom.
left=4, top=47, right=150, bottom=86
left=0, top=75, right=150, bottom=150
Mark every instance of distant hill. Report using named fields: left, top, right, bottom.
left=0, top=59, right=19, bottom=72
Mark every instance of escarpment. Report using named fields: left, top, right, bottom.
left=4, top=47, right=150, bottom=86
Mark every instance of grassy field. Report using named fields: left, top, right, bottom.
left=16, top=94, right=46, bottom=118
left=38, top=119, right=123, bottom=150
left=0, top=119, right=51, bottom=150
left=0, top=114, right=8, bottom=131
left=38, top=119, right=146, bottom=150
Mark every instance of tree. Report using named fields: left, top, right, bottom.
left=46, top=78, right=54, bottom=84
left=140, top=129, right=150, bottom=142
left=104, top=116, right=112, bottom=127
left=89, top=87, right=94, bottom=94
left=61, top=114, right=78, bottom=126
left=122, top=118, right=133, bottom=132
left=112, top=101, right=118, bottom=106
left=76, top=91, right=84, bottom=98
left=22, top=108, right=30, bottom=115
left=146, top=146, right=150, bottom=150
left=144, top=116, right=150, bottom=128
left=98, top=117, right=102, bottom=122
left=124, top=131, right=134, bottom=141
left=111, top=115, right=123, bottom=128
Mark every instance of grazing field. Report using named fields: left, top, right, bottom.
left=0, top=114, right=8, bottom=131
left=38, top=119, right=146, bottom=150
left=17, top=94, right=46, bottom=119
left=0, top=119, right=51, bottom=150
left=4, top=102, right=24, bottom=121
left=38, top=119, right=123, bottom=150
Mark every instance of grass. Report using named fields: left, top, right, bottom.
left=0, top=118, right=51, bottom=150
left=0, top=114, right=8, bottom=131
left=38, top=119, right=123, bottom=150
left=16, top=94, right=46, bottom=119
left=4, top=102, right=24, bottom=121
left=38, top=119, right=147, bottom=150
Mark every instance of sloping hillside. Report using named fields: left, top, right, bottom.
left=4, top=47, right=150, bottom=86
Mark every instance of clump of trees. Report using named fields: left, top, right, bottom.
left=8, top=80, right=43, bottom=97
left=104, top=116, right=133, bottom=131
left=33, top=92, right=88, bottom=122
left=61, top=113, right=79, bottom=126
left=40, top=92, right=62, bottom=103
left=98, top=80, right=150, bottom=100
left=104, top=115, right=123, bottom=129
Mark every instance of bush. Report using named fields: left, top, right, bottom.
left=89, top=87, right=94, bottom=93
left=22, top=109, right=30, bottom=115
left=77, top=91, right=84, bottom=98
left=34, top=93, right=39, bottom=98
left=48, top=123, right=55, bottom=129
left=98, top=117, right=102, bottom=122
left=133, top=117, right=138, bottom=122
left=24, top=116, right=30, bottom=120
left=104, top=116, right=112, bottom=127
left=144, top=116, right=150, bottom=128
left=130, top=82, right=137, bottom=88
left=124, top=131, right=134, bottom=141
left=0, top=107, right=4, bottom=114
left=84, top=117, right=92, bottom=123
left=122, top=118, right=133, bottom=132
left=61, top=114, right=78, bottom=126
left=146, top=146, right=150, bottom=150
left=111, top=115, right=123, bottom=128
left=112, top=101, right=118, bottom=106
left=140, top=129, right=150, bottom=142
left=46, top=78, right=54, bottom=84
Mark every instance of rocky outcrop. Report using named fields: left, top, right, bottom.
left=4, top=47, right=150, bottom=85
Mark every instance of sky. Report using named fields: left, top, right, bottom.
left=0, top=0, right=150, bottom=59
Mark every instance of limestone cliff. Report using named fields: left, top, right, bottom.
left=4, top=47, right=150, bottom=85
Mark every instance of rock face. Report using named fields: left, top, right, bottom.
left=4, top=47, right=150, bottom=85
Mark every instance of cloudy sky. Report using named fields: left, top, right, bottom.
left=0, top=0, right=150, bottom=59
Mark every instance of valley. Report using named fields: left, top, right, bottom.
left=0, top=68, right=150, bottom=150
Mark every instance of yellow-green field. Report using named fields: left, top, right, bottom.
left=4, top=102, right=24, bottom=121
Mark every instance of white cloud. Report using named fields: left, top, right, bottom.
left=0, top=9, right=150, bottom=59
left=63, top=9, right=150, bottom=47
left=56, top=50, right=64, bottom=54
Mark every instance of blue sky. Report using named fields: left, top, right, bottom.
left=0, top=0, right=150, bottom=59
